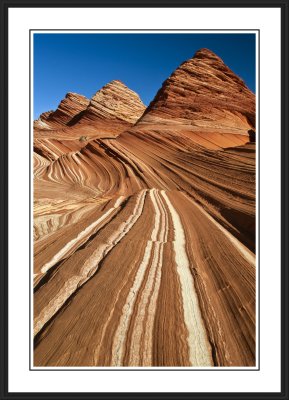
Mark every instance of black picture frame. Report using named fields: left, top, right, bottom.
left=0, top=0, right=288, bottom=399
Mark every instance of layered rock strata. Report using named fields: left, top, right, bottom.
left=70, top=80, right=146, bottom=125
left=33, top=49, right=256, bottom=368
left=34, top=93, right=90, bottom=130
left=137, top=48, right=255, bottom=148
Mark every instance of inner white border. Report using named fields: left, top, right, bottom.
left=8, top=7, right=281, bottom=393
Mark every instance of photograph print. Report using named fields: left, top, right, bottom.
left=32, top=32, right=256, bottom=368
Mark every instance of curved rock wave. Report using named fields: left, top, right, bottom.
left=33, top=49, right=256, bottom=367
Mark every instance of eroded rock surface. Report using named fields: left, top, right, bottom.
left=71, top=80, right=145, bottom=125
left=33, top=50, right=256, bottom=368
left=34, top=93, right=90, bottom=130
left=137, top=48, right=255, bottom=148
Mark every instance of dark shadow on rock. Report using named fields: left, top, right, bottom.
left=248, top=129, right=256, bottom=143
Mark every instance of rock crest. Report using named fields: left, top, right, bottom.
left=139, top=48, right=255, bottom=140
left=34, top=81, right=145, bottom=132
left=73, top=80, right=146, bottom=125
left=34, top=93, right=90, bottom=129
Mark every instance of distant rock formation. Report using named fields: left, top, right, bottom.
left=70, top=80, right=145, bottom=126
left=34, top=80, right=145, bottom=136
left=34, top=93, right=90, bottom=129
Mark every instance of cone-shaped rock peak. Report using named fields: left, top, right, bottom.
left=34, top=92, right=90, bottom=129
left=140, top=48, right=255, bottom=135
left=86, top=80, right=146, bottom=124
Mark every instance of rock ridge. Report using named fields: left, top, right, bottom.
left=72, top=80, right=146, bottom=125
left=138, top=48, right=255, bottom=139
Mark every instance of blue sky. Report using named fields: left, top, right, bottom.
left=33, top=33, right=256, bottom=119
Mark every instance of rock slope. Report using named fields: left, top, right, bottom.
left=137, top=48, right=255, bottom=148
left=33, top=49, right=256, bottom=368
left=34, top=92, right=90, bottom=130
left=33, top=81, right=146, bottom=160
left=70, top=80, right=146, bottom=125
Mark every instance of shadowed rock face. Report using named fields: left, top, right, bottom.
left=33, top=50, right=256, bottom=368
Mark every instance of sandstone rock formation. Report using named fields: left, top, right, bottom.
left=65, top=80, right=146, bottom=137
left=138, top=48, right=255, bottom=149
left=33, top=49, right=256, bottom=368
left=34, top=92, right=90, bottom=130
left=70, top=80, right=146, bottom=125
left=34, top=81, right=146, bottom=161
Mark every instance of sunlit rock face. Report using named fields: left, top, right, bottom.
left=33, top=81, right=146, bottom=160
left=64, top=80, right=146, bottom=137
left=72, top=80, right=146, bottom=125
left=33, top=50, right=256, bottom=369
left=136, top=48, right=255, bottom=148
left=34, top=92, right=90, bottom=130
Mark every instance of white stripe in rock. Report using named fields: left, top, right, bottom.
left=161, top=191, right=213, bottom=367
left=40, top=195, right=125, bottom=274
left=34, top=191, right=146, bottom=337
left=182, top=192, right=255, bottom=266
left=111, top=189, right=162, bottom=366
left=128, top=190, right=167, bottom=366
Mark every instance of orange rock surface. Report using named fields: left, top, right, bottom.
left=34, top=92, right=90, bottom=130
left=33, top=49, right=256, bottom=368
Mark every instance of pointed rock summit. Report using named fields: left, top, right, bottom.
left=54, top=92, right=90, bottom=124
left=34, top=81, right=146, bottom=138
left=72, top=80, right=146, bottom=125
left=34, top=49, right=255, bottom=148
left=34, top=92, right=90, bottom=130
left=136, top=48, right=255, bottom=148
left=193, top=48, right=227, bottom=63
